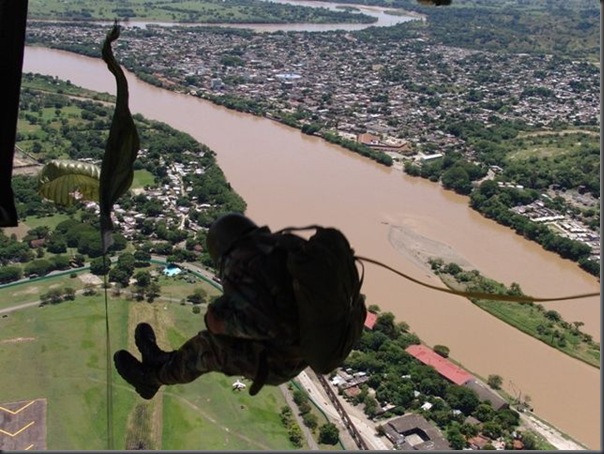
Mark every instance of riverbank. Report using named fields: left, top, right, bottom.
left=387, top=223, right=600, bottom=369
left=387, top=223, right=474, bottom=275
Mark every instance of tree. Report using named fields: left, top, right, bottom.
left=571, top=321, right=584, bottom=334
left=318, top=423, right=340, bottom=445
left=46, top=235, right=67, bottom=253
left=473, top=402, right=495, bottom=422
left=51, top=254, right=71, bottom=270
left=446, top=424, right=467, bottom=450
left=77, top=231, right=104, bottom=258
left=26, top=225, right=50, bottom=240
left=298, top=400, right=312, bottom=415
left=441, top=165, right=472, bottom=194
left=521, top=431, right=538, bottom=450
left=83, top=283, right=97, bottom=296
left=433, top=344, right=450, bottom=358
left=363, top=394, right=379, bottom=418
left=108, top=266, right=132, bottom=287
left=146, top=282, right=161, bottom=302
left=445, top=386, right=480, bottom=415
left=460, top=422, right=479, bottom=438
left=374, top=312, right=398, bottom=339
left=302, top=412, right=318, bottom=430
left=287, top=424, right=304, bottom=448
left=187, top=287, right=208, bottom=304
left=367, top=304, right=381, bottom=313
left=0, top=265, right=22, bottom=283
left=24, top=259, right=53, bottom=277
left=117, top=252, right=136, bottom=274
left=134, top=270, right=152, bottom=288
left=90, top=257, right=110, bottom=276
left=133, top=249, right=151, bottom=266
left=280, top=406, right=293, bottom=425
left=63, top=287, right=76, bottom=301
left=495, top=408, right=520, bottom=431
left=44, top=288, right=64, bottom=305
left=292, top=389, right=308, bottom=406
left=482, top=420, right=503, bottom=439
left=418, top=377, right=446, bottom=397
left=444, top=262, right=462, bottom=275
left=109, top=232, right=128, bottom=251
left=544, top=310, right=562, bottom=322
left=39, top=292, right=51, bottom=306
left=487, top=374, right=503, bottom=390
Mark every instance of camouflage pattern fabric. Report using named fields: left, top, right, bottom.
left=157, top=229, right=308, bottom=394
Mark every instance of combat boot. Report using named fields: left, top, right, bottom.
left=135, top=322, right=173, bottom=366
left=113, top=350, right=162, bottom=400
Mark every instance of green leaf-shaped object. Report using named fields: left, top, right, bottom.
left=99, top=21, right=140, bottom=251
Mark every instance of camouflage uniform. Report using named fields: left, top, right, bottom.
left=156, top=227, right=308, bottom=395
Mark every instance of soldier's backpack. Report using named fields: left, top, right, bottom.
left=279, top=226, right=367, bottom=374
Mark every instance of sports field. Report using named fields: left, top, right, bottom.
left=0, top=277, right=298, bottom=450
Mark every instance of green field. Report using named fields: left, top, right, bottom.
left=27, top=0, right=375, bottom=24
left=0, top=271, right=88, bottom=310
left=19, top=213, right=73, bottom=232
left=132, top=169, right=156, bottom=189
left=507, top=130, right=600, bottom=161
left=0, top=278, right=298, bottom=450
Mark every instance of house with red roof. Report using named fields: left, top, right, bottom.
left=405, top=344, right=474, bottom=386
left=364, top=311, right=377, bottom=330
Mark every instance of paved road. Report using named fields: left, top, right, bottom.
left=520, top=413, right=587, bottom=450
left=296, top=370, right=391, bottom=450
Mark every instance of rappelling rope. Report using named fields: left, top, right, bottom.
left=102, top=253, right=114, bottom=449
left=356, top=255, right=599, bottom=303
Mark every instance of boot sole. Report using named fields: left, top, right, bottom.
left=114, top=350, right=160, bottom=400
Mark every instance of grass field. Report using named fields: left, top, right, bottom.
left=27, top=0, right=372, bottom=24
left=0, top=272, right=88, bottom=311
left=0, top=278, right=297, bottom=450
left=507, top=130, right=599, bottom=161
left=132, top=169, right=155, bottom=189
left=18, top=213, right=73, bottom=232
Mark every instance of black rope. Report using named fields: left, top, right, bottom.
left=356, top=255, right=600, bottom=303
left=102, top=252, right=114, bottom=450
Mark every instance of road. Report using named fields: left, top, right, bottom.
left=295, top=370, right=391, bottom=450
left=520, top=413, right=587, bottom=450
left=296, top=368, right=589, bottom=451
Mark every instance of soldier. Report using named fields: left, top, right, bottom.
left=114, top=213, right=366, bottom=399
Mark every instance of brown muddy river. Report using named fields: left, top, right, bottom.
left=23, top=46, right=600, bottom=449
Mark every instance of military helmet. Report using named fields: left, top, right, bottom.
left=206, top=213, right=259, bottom=266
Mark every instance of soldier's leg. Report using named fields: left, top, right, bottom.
left=114, top=328, right=223, bottom=400
left=156, top=330, right=223, bottom=385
